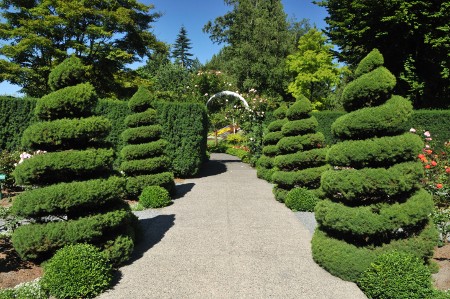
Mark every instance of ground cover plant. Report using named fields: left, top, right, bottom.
left=272, top=96, right=328, bottom=202
left=121, top=87, right=175, bottom=197
left=312, top=49, right=438, bottom=282
left=10, top=57, right=138, bottom=267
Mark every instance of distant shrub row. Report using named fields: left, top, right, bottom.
left=0, top=96, right=208, bottom=177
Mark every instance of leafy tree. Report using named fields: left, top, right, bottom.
left=203, top=0, right=298, bottom=100
left=286, top=28, right=344, bottom=110
left=315, top=0, right=450, bottom=108
left=0, top=0, right=164, bottom=98
left=171, top=26, right=195, bottom=69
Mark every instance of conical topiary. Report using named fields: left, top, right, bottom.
left=312, top=49, right=438, bottom=282
left=121, top=87, right=175, bottom=198
left=272, top=96, right=329, bottom=202
left=256, top=105, right=288, bottom=182
left=11, top=57, right=138, bottom=266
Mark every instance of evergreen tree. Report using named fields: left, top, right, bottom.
left=171, top=26, right=194, bottom=69
left=315, top=0, right=450, bottom=108
left=311, top=49, right=437, bottom=282
left=272, top=97, right=329, bottom=202
left=203, top=0, right=295, bottom=100
left=11, top=57, right=138, bottom=266
left=121, top=87, right=175, bottom=197
left=0, top=0, right=164, bottom=98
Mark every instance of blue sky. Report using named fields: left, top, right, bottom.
left=0, top=0, right=327, bottom=96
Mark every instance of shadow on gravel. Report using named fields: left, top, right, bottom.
left=194, top=160, right=227, bottom=178
left=128, top=214, right=175, bottom=264
left=174, top=183, right=195, bottom=200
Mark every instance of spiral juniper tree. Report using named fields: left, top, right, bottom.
left=272, top=96, right=329, bottom=202
left=121, top=87, right=175, bottom=198
left=11, top=57, right=138, bottom=266
left=311, top=49, right=438, bottom=282
left=256, top=105, right=287, bottom=182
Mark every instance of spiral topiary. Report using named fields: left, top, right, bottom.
left=271, top=96, right=329, bottom=202
left=256, top=105, right=288, bottom=182
left=11, top=57, right=138, bottom=266
left=121, top=87, right=175, bottom=198
left=311, top=49, right=438, bottom=282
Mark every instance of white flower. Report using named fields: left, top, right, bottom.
left=204, top=93, right=208, bottom=96
left=409, top=128, right=416, bottom=133
left=424, top=131, right=431, bottom=137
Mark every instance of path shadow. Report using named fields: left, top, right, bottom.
left=173, top=183, right=195, bottom=200
left=194, top=159, right=227, bottom=178
left=127, top=214, right=175, bottom=264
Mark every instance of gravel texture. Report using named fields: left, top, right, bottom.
left=98, top=153, right=366, bottom=299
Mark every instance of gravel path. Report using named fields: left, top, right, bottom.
left=98, top=153, right=366, bottom=299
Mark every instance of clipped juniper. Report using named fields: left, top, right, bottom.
left=121, top=87, right=175, bottom=198
left=256, top=105, right=288, bottom=182
left=272, top=96, right=329, bottom=202
left=11, top=57, right=138, bottom=266
left=312, top=49, right=438, bottom=282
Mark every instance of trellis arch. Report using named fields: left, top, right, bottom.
left=206, top=91, right=250, bottom=110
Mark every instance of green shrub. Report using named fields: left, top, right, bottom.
left=312, top=49, right=438, bottom=282
left=225, top=147, right=251, bottom=163
left=120, top=139, right=168, bottom=161
left=128, top=86, right=154, bottom=113
left=103, top=235, right=135, bottom=266
left=357, top=251, right=433, bottom=299
left=48, top=56, right=87, bottom=91
left=42, top=243, right=112, bottom=299
left=35, top=83, right=97, bottom=120
left=272, top=165, right=329, bottom=190
left=261, top=144, right=279, bottom=156
left=124, top=109, right=158, bottom=128
left=11, top=177, right=126, bottom=218
left=121, top=156, right=170, bottom=175
left=354, top=48, right=384, bottom=78
left=13, top=148, right=114, bottom=185
left=139, top=186, right=172, bottom=208
left=0, top=96, right=37, bottom=151
left=286, top=98, right=312, bottom=120
left=267, top=118, right=288, bottom=132
left=0, top=150, right=21, bottom=191
left=126, top=172, right=175, bottom=198
left=11, top=209, right=134, bottom=261
left=121, top=125, right=162, bottom=144
left=342, top=67, right=396, bottom=112
left=276, top=133, right=325, bottom=154
left=281, top=117, right=318, bottom=136
left=272, top=105, right=287, bottom=119
left=285, top=187, right=319, bottom=212
left=274, top=148, right=327, bottom=171
left=0, top=278, right=47, bottom=299
left=311, top=111, right=345, bottom=146
left=157, top=101, right=208, bottom=177
left=22, top=116, right=111, bottom=151
left=262, top=131, right=284, bottom=145
left=226, top=133, right=246, bottom=145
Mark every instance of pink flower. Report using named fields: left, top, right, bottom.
left=425, top=144, right=430, bottom=149
left=424, top=131, right=431, bottom=137
left=436, top=184, right=443, bottom=189
left=425, top=138, right=433, bottom=141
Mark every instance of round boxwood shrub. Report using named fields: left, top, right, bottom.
left=139, top=185, right=172, bottom=208
left=285, top=187, right=319, bottom=212
left=42, top=244, right=112, bottom=299
left=357, top=251, right=434, bottom=299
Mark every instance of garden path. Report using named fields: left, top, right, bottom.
left=98, top=153, right=366, bottom=299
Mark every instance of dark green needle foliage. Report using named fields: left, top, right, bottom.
left=256, top=105, right=287, bottom=182
left=121, top=87, right=175, bottom=198
left=311, top=49, right=438, bottom=282
left=11, top=57, right=138, bottom=266
left=272, top=96, right=329, bottom=203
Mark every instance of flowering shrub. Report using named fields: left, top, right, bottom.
left=412, top=128, right=450, bottom=245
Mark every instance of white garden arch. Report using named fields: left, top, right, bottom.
left=206, top=91, right=250, bottom=110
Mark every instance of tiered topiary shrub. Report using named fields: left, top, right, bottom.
left=312, top=49, right=438, bottom=282
left=121, top=87, right=175, bottom=198
left=11, top=57, right=138, bottom=266
left=256, top=105, right=288, bottom=181
left=271, top=96, right=329, bottom=202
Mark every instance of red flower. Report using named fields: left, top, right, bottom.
left=425, top=149, right=433, bottom=155
left=446, top=167, right=450, bottom=174
left=436, top=184, right=443, bottom=189
left=425, top=165, right=431, bottom=169
left=418, top=154, right=425, bottom=159
left=431, top=161, right=437, bottom=167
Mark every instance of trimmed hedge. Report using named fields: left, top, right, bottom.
left=281, top=117, right=318, bottom=137
left=11, top=58, right=137, bottom=267
left=311, top=111, right=345, bottom=146
left=126, top=172, right=175, bottom=197
left=312, top=49, right=438, bottom=282
left=157, top=101, right=208, bottom=177
left=285, top=187, right=319, bottom=212
left=121, top=87, right=174, bottom=197
left=21, top=116, right=111, bottom=151
left=13, top=148, right=114, bottom=186
left=0, top=96, right=37, bottom=151
left=277, top=133, right=325, bottom=154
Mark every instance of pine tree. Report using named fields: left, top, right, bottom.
left=311, top=49, right=437, bottom=282
left=171, top=26, right=194, bottom=69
